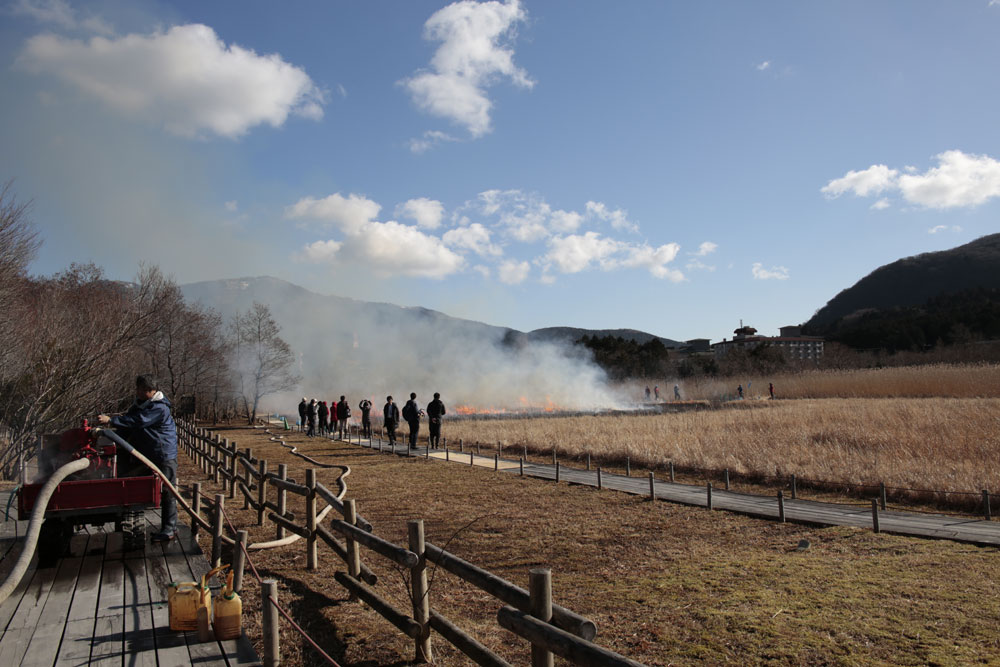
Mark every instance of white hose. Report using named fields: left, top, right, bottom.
left=0, top=457, right=91, bottom=605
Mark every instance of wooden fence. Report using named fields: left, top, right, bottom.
left=175, top=419, right=646, bottom=667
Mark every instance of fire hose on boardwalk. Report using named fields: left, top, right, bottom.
left=0, top=427, right=349, bottom=604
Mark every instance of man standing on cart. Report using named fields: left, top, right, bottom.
left=97, top=374, right=179, bottom=543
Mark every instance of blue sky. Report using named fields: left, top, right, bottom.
left=2, top=0, right=999, bottom=342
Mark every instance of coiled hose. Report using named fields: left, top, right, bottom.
left=0, top=457, right=91, bottom=605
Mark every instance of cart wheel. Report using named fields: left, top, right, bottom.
left=121, top=510, right=146, bottom=552
left=38, top=518, right=70, bottom=567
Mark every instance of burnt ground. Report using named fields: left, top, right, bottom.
left=179, top=425, right=1000, bottom=666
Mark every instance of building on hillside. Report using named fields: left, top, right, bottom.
left=712, top=323, right=824, bottom=361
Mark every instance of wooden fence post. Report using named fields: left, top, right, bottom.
left=257, top=460, right=268, bottom=526
left=408, top=519, right=432, bottom=663
left=520, top=457, right=524, bottom=476
left=555, top=462, right=560, bottom=483
left=778, top=491, right=785, bottom=523
left=625, top=457, right=630, bottom=477
left=597, top=467, right=602, bottom=490
left=243, top=449, right=253, bottom=510
left=262, top=579, right=279, bottom=667
left=192, top=482, right=201, bottom=537
left=233, top=530, right=248, bottom=594
left=345, top=499, right=361, bottom=599
left=212, top=494, right=224, bottom=569
left=880, top=483, right=887, bottom=510
left=212, top=435, right=221, bottom=485
left=724, top=469, right=730, bottom=491
left=275, top=464, right=288, bottom=540
left=648, top=472, right=655, bottom=500
left=529, top=569, right=553, bottom=667
left=871, top=499, right=880, bottom=533
left=586, top=453, right=590, bottom=471
left=791, top=474, right=797, bottom=500
left=470, top=451, right=474, bottom=467
left=984, top=490, right=992, bottom=520
left=669, top=461, right=675, bottom=483
left=494, top=453, right=499, bottom=471
left=306, top=469, right=318, bottom=570
left=226, top=439, right=236, bottom=499
left=707, top=482, right=713, bottom=510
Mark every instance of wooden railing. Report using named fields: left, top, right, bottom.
left=174, top=418, right=646, bottom=666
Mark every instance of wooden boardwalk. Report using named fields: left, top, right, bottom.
left=356, top=436, right=1000, bottom=547
left=0, top=498, right=260, bottom=666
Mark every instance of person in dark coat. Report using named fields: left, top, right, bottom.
left=336, top=395, right=351, bottom=439
left=426, top=392, right=446, bottom=448
left=298, top=397, right=307, bottom=432
left=98, top=374, right=178, bottom=542
left=359, top=398, right=373, bottom=439
left=403, top=392, right=422, bottom=449
left=383, top=396, right=400, bottom=446
left=306, top=399, right=318, bottom=436
left=318, top=400, right=329, bottom=435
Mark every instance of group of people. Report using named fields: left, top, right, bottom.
left=644, top=384, right=683, bottom=401
left=298, top=392, right=446, bottom=448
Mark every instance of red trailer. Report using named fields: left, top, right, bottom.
left=18, top=421, right=162, bottom=562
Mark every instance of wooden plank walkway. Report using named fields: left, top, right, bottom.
left=346, top=434, right=1000, bottom=547
left=0, top=494, right=261, bottom=666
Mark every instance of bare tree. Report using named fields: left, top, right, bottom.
left=230, top=302, right=299, bottom=424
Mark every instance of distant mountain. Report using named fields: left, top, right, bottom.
left=803, top=234, right=1000, bottom=350
left=526, top=327, right=681, bottom=347
left=806, top=233, right=1000, bottom=330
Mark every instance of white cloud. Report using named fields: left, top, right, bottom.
left=897, top=150, right=1000, bottom=208
left=686, top=259, right=715, bottom=272
left=928, top=225, right=962, bottom=234
left=821, top=164, right=898, bottom=198
left=756, top=60, right=771, bottom=71
left=585, top=200, right=638, bottom=232
left=18, top=24, right=324, bottom=139
left=403, top=0, right=533, bottom=138
left=224, top=200, right=238, bottom=212
left=751, top=262, right=790, bottom=280
left=9, top=0, right=112, bottom=34
left=477, top=189, right=552, bottom=242
left=285, top=193, right=381, bottom=235
left=442, top=222, right=501, bottom=256
left=396, top=197, right=445, bottom=229
left=622, top=243, right=684, bottom=281
left=549, top=209, right=582, bottom=233
left=823, top=150, right=1000, bottom=210
left=694, top=241, right=717, bottom=256
left=344, top=220, right=466, bottom=279
left=299, top=239, right=343, bottom=262
left=473, top=264, right=491, bottom=279
left=543, top=232, right=682, bottom=280
left=497, top=259, right=530, bottom=284
left=407, top=130, right=459, bottom=153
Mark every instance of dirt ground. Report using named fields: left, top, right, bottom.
left=184, top=424, right=1000, bottom=666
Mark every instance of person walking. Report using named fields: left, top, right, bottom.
left=403, top=392, right=422, bottom=449
left=336, top=395, right=351, bottom=439
left=769, top=382, right=775, bottom=400
left=359, top=398, right=373, bottom=438
left=383, top=396, right=400, bottom=446
left=426, top=392, right=446, bottom=448
left=654, top=385, right=660, bottom=400
left=674, top=384, right=681, bottom=401
left=737, top=384, right=744, bottom=400
left=644, top=386, right=651, bottom=400
left=98, top=374, right=179, bottom=542
left=318, top=400, right=329, bottom=435
left=298, top=397, right=307, bottom=432
left=306, top=399, right=318, bottom=436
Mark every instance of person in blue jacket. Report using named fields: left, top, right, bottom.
left=98, top=374, right=179, bottom=542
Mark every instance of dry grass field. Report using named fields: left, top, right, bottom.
left=445, top=398, right=1000, bottom=500
left=656, top=362, right=1000, bottom=401
left=186, top=427, right=1000, bottom=666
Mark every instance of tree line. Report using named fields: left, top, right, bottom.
left=0, top=183, right=298, bottom=478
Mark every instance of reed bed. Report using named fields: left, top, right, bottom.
left=445, top=397, right=1000, bottom=500
left=654, top=362, right=1000, bottom=400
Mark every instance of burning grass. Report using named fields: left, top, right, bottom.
left=182, top=426, right=1000, bottom=666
